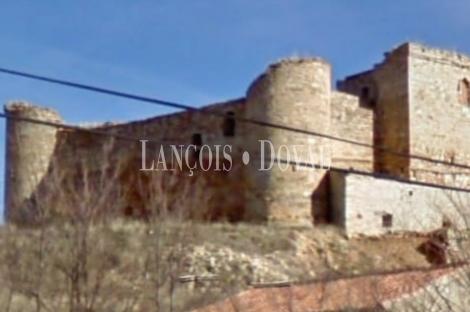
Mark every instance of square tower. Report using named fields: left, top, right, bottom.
left=338, top=43, right=411, bottom=179
left=339, top=42, right=470, bottom=187
left=406, top=43, right=470, bottom=186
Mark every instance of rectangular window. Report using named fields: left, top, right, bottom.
left=382, top=213, right=393, bottom=228
left=192, top=133, right=202, bottom=158
left=192, top=133, right=202, bottom=146
left=223, top=112, right=236, bottom=137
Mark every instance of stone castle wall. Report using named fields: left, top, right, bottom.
left=336, top=48, right=411, bottom=178
left=338, top=42, right=470, bottom=188
left=331, top=170, right=470, bottom=238
left=4, top=102, right=63, bottom=223
left=5, top=98, right=250, bottom=223
left=244, top=58, right=332, bottom=226
left=6, top=42, right=470, bottom=231
left=372, top=45, right=411, bottom=178
left=407, top=43, right=470, bottom=186
left=329, top=91, right=373, bottom=171
left=5, top=56, right=373, bottom=226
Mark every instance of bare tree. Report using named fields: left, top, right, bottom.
left=0, top=137, right=231, bottom=312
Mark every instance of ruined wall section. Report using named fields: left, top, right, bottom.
left=4, top=101, right=63, bottom=223
left=34, top=99, right=247, bottom=221
left=82, top=98, right=247, bottom=174
left=329, top=91, right=373, bottom=172
left=244, top=58, right=331, bottom=226
left=407, top=43, right=470, bottom=187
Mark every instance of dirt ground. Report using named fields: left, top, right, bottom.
left=0, top=221, right=443, bottom=312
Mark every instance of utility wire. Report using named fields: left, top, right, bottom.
left=2, top=112, right=470, bottom=194
left=0, top=113, right=173, bottom=146
left=0, top=66, right=469, bottom=171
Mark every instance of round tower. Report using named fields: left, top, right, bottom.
left=243, top=57, right=332, bottom=226
left=4, top=101, right=63, bottom=223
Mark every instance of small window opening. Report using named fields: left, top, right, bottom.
left=192, top=133, right=202, bottom=146
left=192, top=133, right=202, bottom=157
left=223, top=111, right=236, bottom=137
left=458, top=79, right=470, bottom=106
left=360, top=86, right=375, bottom=107
left=408, top=190, right=413, bottom=196
left=382, top=213, right=393, bottom=228
left=361, top=87, right=370, bottom=100
left=442, top=218, right=452, bottom=228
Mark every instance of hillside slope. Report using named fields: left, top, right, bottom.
left=0, top=221, right=433, bottom=312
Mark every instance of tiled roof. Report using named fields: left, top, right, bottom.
left=192, top=264, right=464, bottom=312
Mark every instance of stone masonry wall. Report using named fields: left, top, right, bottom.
left=336, top=50, right=411, bottom=178
left=11, top=42, right=470, bottom=228
left=57, top=98, right=247, bottom=169
left=329, top=91, right=373, bottom=172
left=336, top=70, right=378, bottom=108
left=244, top=58, right=332, bottom=226
left=4, top=56, right=379, bottom=226
left=4, top=102, right=63, bottom=223
left=407, top=42, right=470, bottom=187
left=330, top=170, right=470, bottom=238
left=371, top=44, right=411, bottom=178
left=6, top=99, right=248, bottom=223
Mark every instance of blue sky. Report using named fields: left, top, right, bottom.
left=0, top=0, right=470, bottom=220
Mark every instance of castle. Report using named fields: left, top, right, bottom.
left=5, top=42, right=470, bottom=236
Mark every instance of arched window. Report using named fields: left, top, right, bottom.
left=458, top=79, right=470, bottom=106
left=223, top=111, right=236, bottom=137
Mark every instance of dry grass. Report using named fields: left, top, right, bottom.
left=0, top=220, right=434, bottom=312
left=0, top=136, right=450, bottom=311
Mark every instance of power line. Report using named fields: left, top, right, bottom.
left=0, top=112, right=173, bottom=146
left=2, top=112, right=470, bottom=194
left=0, top=66, right=470, bottom=172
